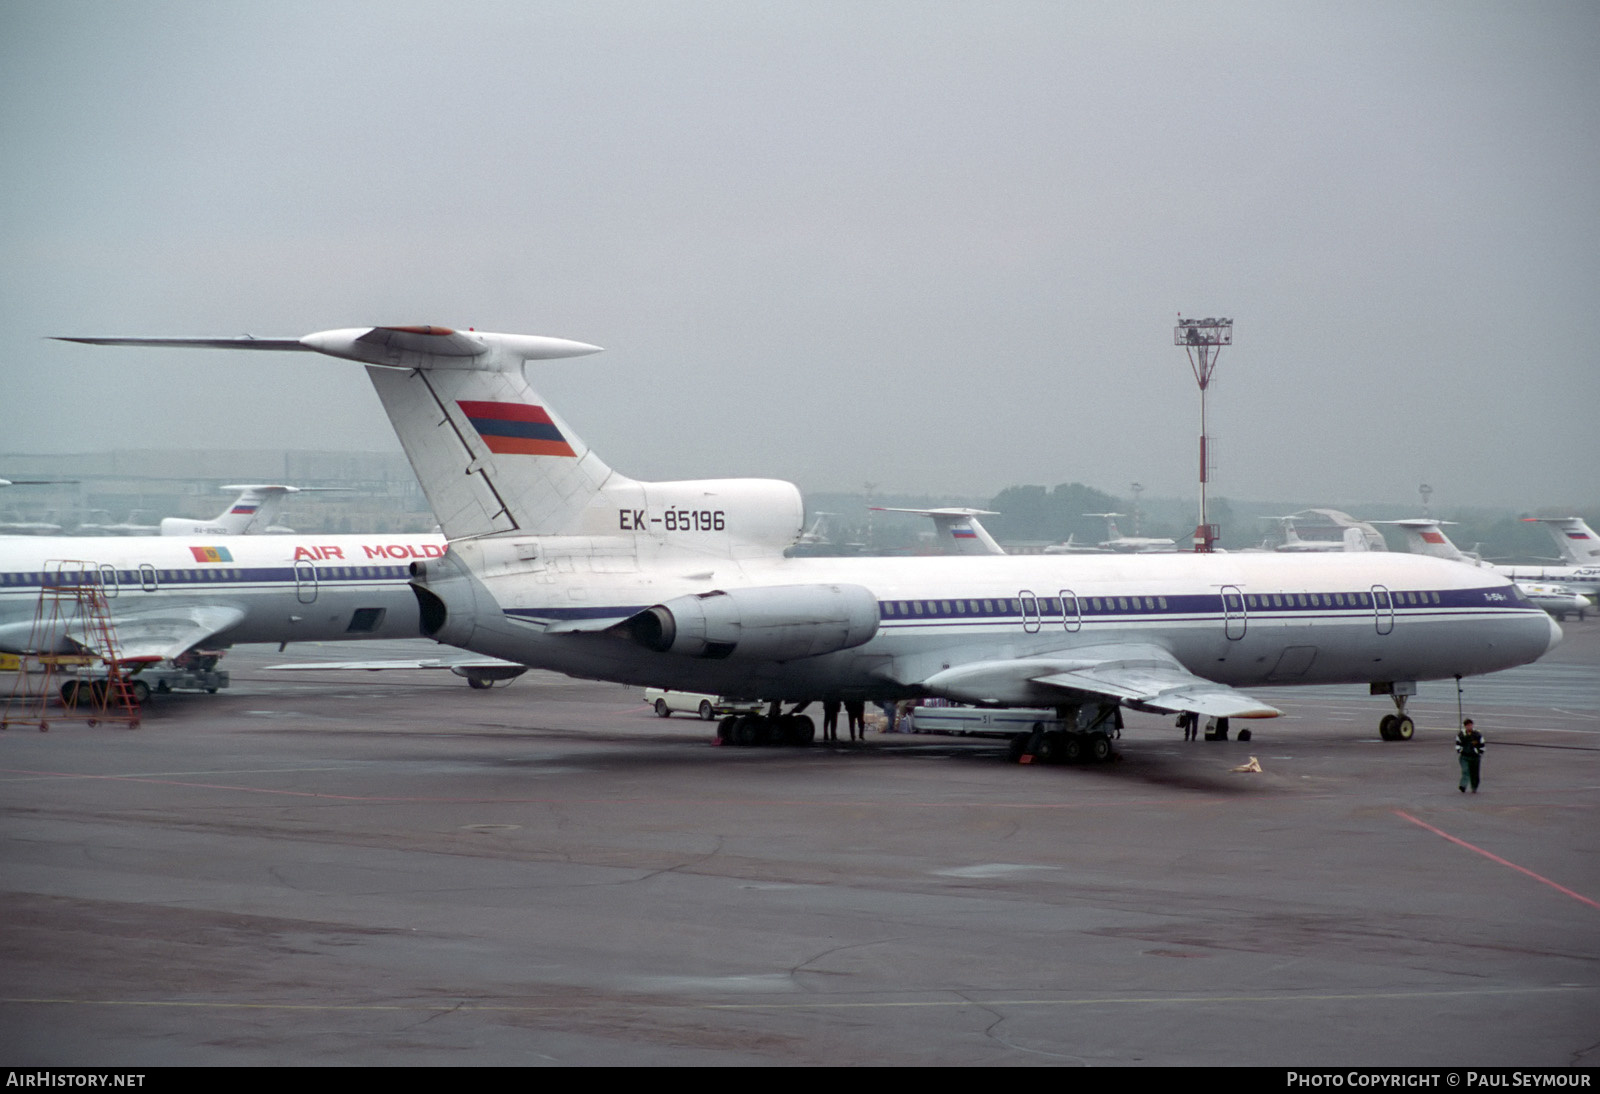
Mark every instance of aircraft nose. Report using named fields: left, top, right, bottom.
left=1544, top=614, right=1564, bottom=653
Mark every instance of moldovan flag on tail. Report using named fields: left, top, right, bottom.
left=190, top=546, right=233, bottom=563
left=457, top=401, right=577, bottom=457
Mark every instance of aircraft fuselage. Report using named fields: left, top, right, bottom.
left=420, top=544, right=1558, bottom=704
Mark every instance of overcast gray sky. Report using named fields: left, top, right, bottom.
left=3, top=1, right=1596, bottom=511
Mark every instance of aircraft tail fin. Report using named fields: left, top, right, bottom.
left=58, top=325, right=806, bottom=551
left=873, top=507, right=1005, bottom=555
left=161, top=484, right=298, bottom=535
left=1375, top=519, right=1469, bottom=561
left=1523, top=517, right=1600, bottom=565
left=59, top=326, right=609, bottom=540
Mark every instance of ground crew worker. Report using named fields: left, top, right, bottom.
left=1455, top=718, right=1485, bottom=793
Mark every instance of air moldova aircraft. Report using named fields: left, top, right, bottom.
left=0, top=532, right=528, bottom=688
left=58, top=326, right=1561, bottom=751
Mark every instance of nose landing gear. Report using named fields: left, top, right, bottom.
left=1369, top=684, right=1420, bottom=742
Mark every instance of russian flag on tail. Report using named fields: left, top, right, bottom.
left=457, top=400, right=577, bottom=458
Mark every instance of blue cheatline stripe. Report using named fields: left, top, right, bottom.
left=0, top=565, right=415, bottom=589
left=489, top=585, right=1537, bottom=626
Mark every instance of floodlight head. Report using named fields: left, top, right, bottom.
left=1174, top=317, right=1233, bottom=347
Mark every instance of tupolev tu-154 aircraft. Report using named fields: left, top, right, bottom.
left=59, top=325, right=1561, bottom=752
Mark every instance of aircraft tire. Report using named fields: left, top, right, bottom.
left=1087, top=734, right=1112, bottom=763
left=1237, top=728, right=1251, bottom=742
left=467, top=677, right=493, bottom=690
left=734, top=716, right=762, bottom=746
left=1393, top=716, right=1415, bottom=741
left=130, top=680, right=151, bottom=704
left=716, top=716, right=735, bottom=743
left=698, top=700, right=714, bottom=721
left=1379, top=714, right=1398, bottom=741
left=1033, top=732, right=1061, bottom=764
left=655, top=699, right=671, bottom=718
left=784, top=713, right=819, bottom=748
left=60, top=681, right=82, bottom=706
left=1007, top=734, right=1028, bottom=763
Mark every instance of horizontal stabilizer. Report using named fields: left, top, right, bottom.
left=56, top=326, right=603, bottom=370
left=55, top=336, right=312, bottom=352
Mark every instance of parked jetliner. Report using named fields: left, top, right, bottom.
left=1377, top=519, right=1589, bottom=621
left=75, top=510, right=160, bottom=536
left=161, top=484, right=305, bottom=536
left=0, top=532, right=522, bottom=687
left=60, top=326, right=1561, bottom=751
left=1083, top=513, right=1177, bottom=553
left=1272, top=519, right=1370, bottom=553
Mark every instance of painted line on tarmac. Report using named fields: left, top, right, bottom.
left=2, top=985, right=1584, bottom=1014
left=1394, top=809, right=1600, bottom=911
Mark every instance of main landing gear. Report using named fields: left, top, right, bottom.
left=716, top=700, right=817, bottom=747
left=1373, top=682, right=1417, bottom=741
left=1010, top=704, right=1120, bottom=765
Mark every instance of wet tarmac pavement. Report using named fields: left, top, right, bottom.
left=2, top=625, right=1596, bottom=1066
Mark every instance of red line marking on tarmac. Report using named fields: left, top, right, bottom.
left=1, top=766, right=1186, bottom=809
left=1393, top=809, right=1600, bottom=911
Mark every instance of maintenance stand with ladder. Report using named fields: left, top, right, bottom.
left=1, top=560, right=141, bottom=731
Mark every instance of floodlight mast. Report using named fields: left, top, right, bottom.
left=1175, top=316, right=1233, bottom=552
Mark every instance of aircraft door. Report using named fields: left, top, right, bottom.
left=139, top=564, right=157, bottom=592
left=99, top=564, right=118, bottom=599
left=1222, top=585, right=1246, bottom=640
left=295, top=561, right=318, bottom=604
left=1019, top=589, right=1040, bottom=633
left=1059, top=589, right=1081, bottom=633
left=1371, top=585, right=1394, bottom=635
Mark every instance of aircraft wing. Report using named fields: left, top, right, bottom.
left=920, top=642, right=1282, bottom=719
left=67, top=604, right=247, bottom=663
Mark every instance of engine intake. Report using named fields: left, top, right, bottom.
left=625, top=584, right=879, bottom=661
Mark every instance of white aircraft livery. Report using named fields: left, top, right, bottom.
left=0, top=534, right=443, bottom=662
left=59, top=326, right=1562, bottom=749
